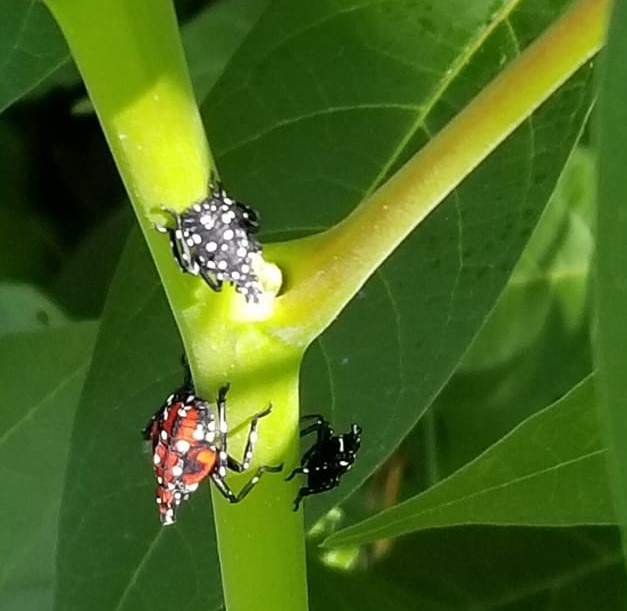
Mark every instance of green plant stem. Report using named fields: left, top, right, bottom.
left=43, top=0, right=211, bottom=313
left=265, top=0, right=608, bottom=346
left=42, top=1, right=307, bottom=610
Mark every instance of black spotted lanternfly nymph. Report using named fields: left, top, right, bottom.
left=156, top=179, right=263, bottom=302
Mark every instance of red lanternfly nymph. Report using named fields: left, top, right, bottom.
left=143, top=377, right=282, bottom=525
left=155, top=178, right=263, bottom=303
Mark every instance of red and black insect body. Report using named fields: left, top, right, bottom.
left=155, top=177, right=263, bottom=303
left=143, top=381, right=282, bottom=525
left=286, top=415, right=362, bottom=511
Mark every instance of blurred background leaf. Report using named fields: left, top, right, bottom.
left=595, top=0, right=627, bottom=553
left=0, top=323, right=96, bottom=611
left=0, top=283, right=68, bottom=334
left=0, top=0, right=68, bottom=113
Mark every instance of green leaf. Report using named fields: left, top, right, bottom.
left=595, top=0, right=627, bottom=550
left=54, top=231, right=222, bottom=611
left=0, top=283, right=68, bottom=335
left=0, top=0, right=68, bottom=113
left=201, top=0, right=595, bottom=521
left=325, top=377, right=614, bottom=549
left=0, top=0, right=266, bottom=114
left=0, top=322, right=96, bottom=611
left=376, top=526, right=627, bottom=611
left=427, top=146, right=595, bottom=479
left=184, top=0, right=269, bottom=103
left=462, top=146, right=595, bottom=373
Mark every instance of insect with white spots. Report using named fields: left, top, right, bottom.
left=155, top=177, right=263, bottom=302
left=143, top=378, right=282, bottom=525
left=286, top=415, right=362, bottom=511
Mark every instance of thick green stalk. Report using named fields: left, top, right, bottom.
left=265, top=0, right=609, bottom=346
left=43, top=0, right=211, bottom=311
left=42, top=1, right=307, bottom=610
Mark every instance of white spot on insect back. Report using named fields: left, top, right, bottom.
left=175, top=439, right=191, bottom=453
left=217, top=260, right=227, bottom=270
left=193, top=427, right=204, bottom=440
left=171, top=465, right=183, bottom=477
left=205, top=242, right=217, bottom=252
left=223, top=229, right=234, bottom=241
left=153, top=454, right=161, bottom=465
left=160, top=430, right=168, bottom=441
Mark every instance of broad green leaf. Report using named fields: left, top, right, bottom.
left=595, top=0, right=627, bottom=551
left=377, top=526, right=627, bottom=611
left=425, top=146, right=595, bottom=479
left=0, top=283, right=67, bottom=335
left=462, top=147, right=595, bottom=373
left=0, top=322, right=96, bottom=611
left=54, top=231, right=222, bottom=611
left=325, top=377, right=614, bottom=549
left=0, top=0, right=68, bottom=113
left=201, top=0, right=595, bottom=521
left=184, top=0, right=270, bottom=103
left=0, top=0, right=265, bottom=113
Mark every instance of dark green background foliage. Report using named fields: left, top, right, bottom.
left=1, top=0, right=623, bottom=610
